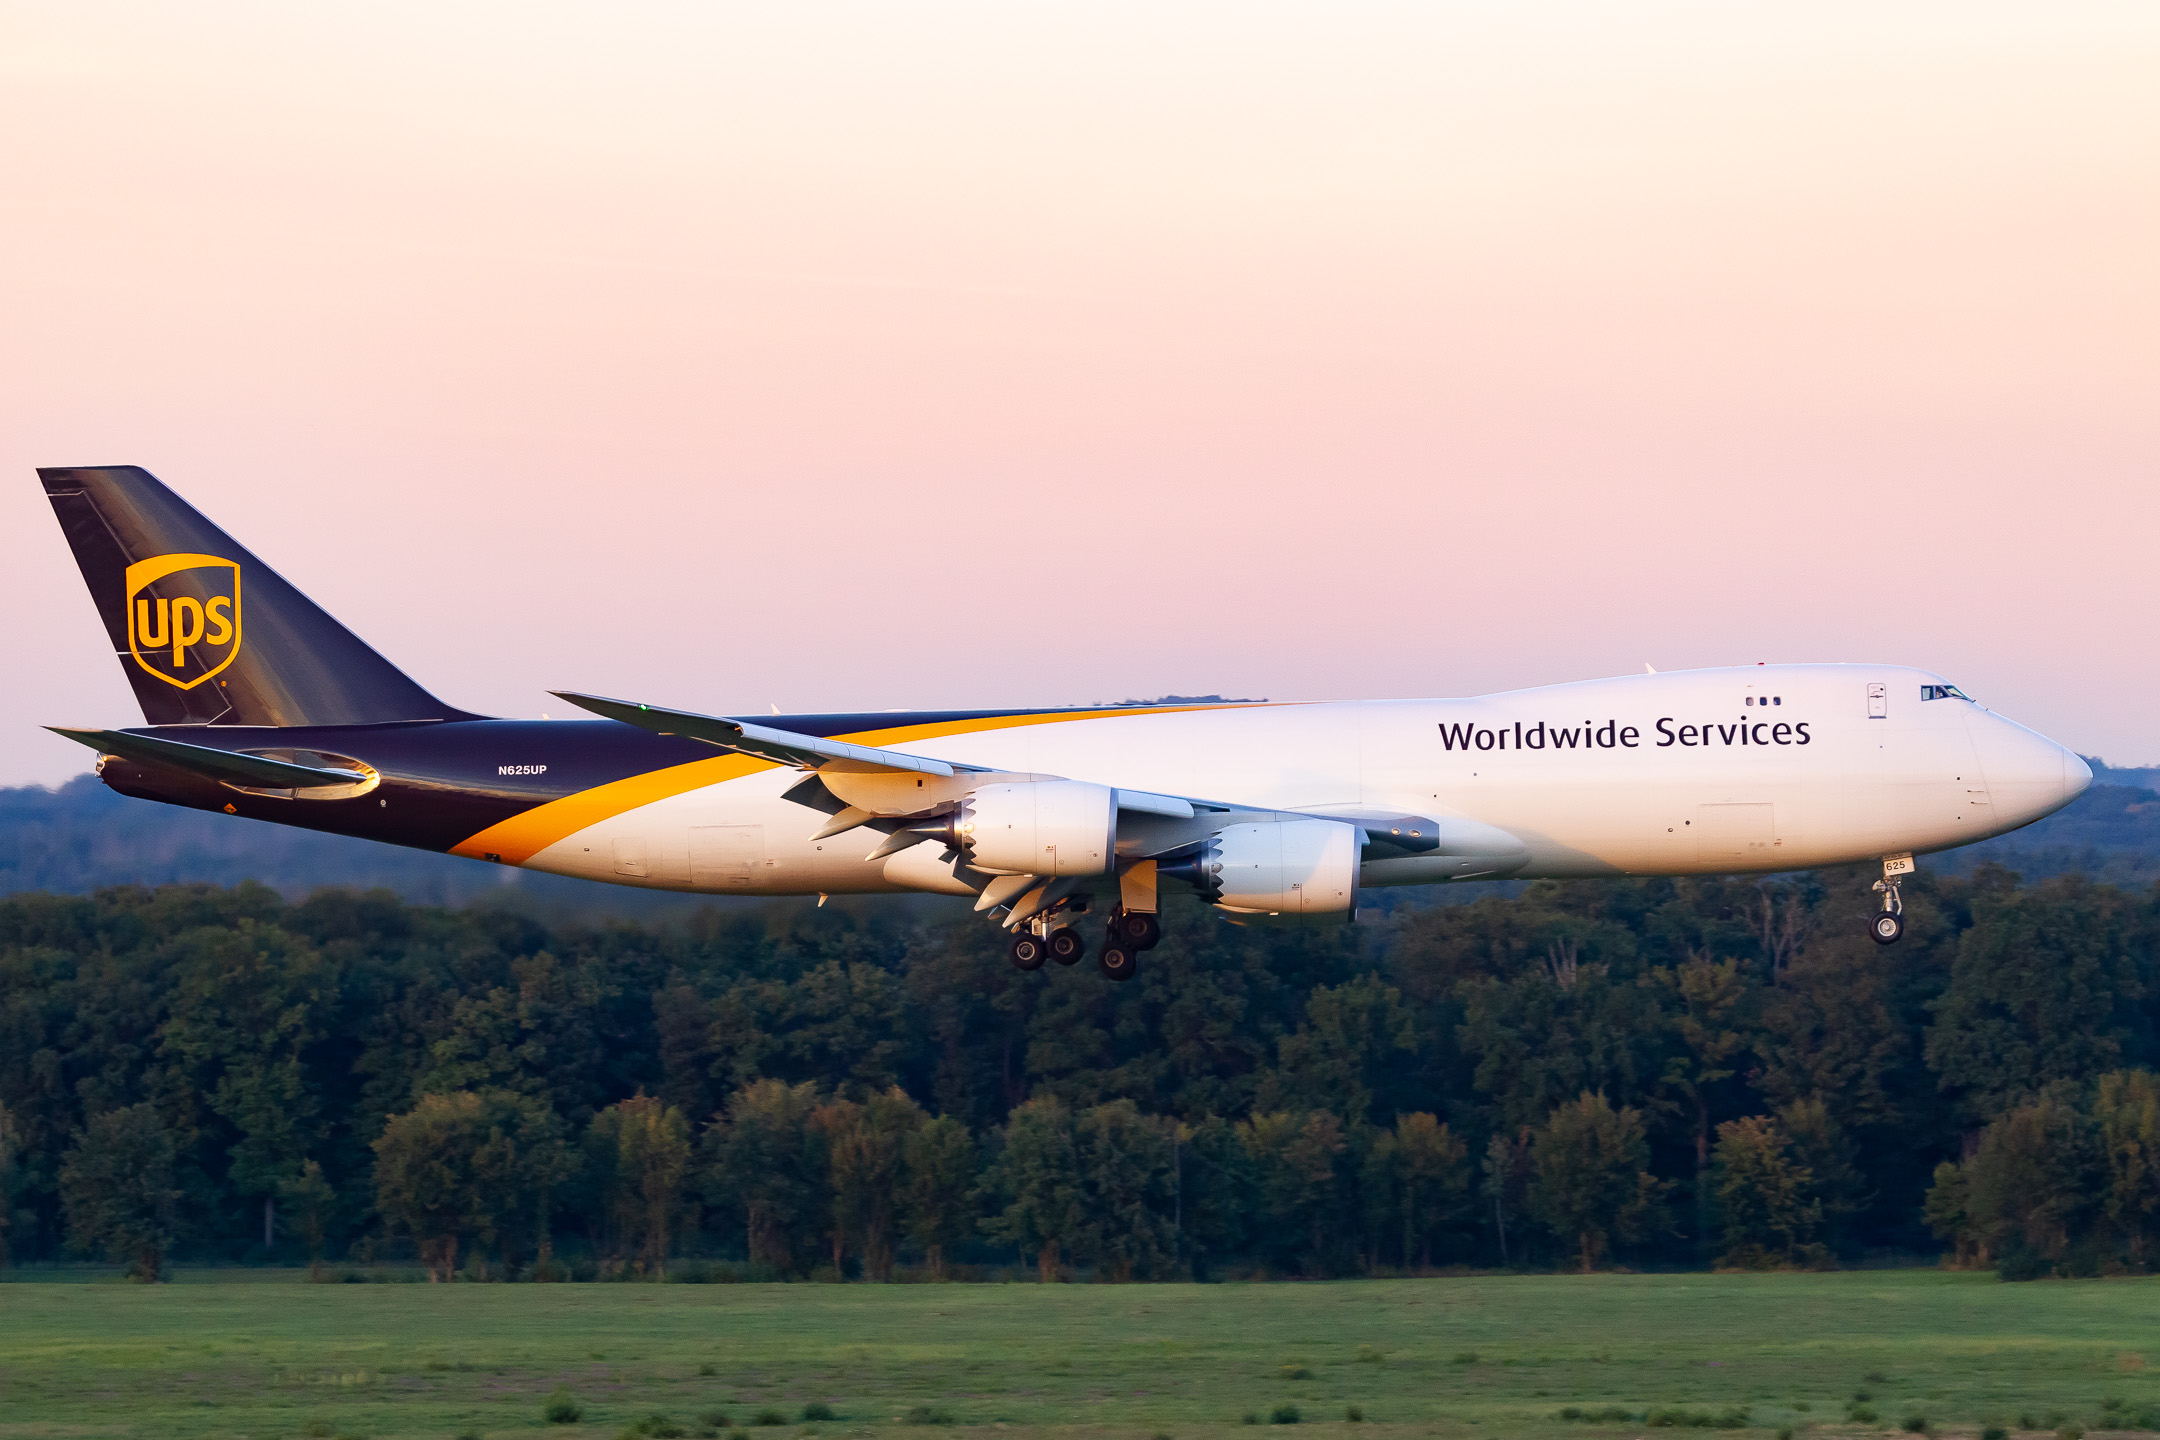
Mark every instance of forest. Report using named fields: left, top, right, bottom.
left=2, top=860, right=2156, bottom=1285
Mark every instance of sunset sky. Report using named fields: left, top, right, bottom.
left=3, top=2, right=2156, bottom=787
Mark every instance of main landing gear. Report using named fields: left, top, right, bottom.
left=1096, top=906, right=1163, bottom=983
left=1005, top=905, right=1163, bottom=980
left=1869, top=853, right=1912, bottom=945
left=1047, top=927, right=1085, bottom=965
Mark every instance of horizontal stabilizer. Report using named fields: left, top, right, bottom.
left=552, top=692, right=973, bottom=777
left=46, top=727, right=370, bottom=790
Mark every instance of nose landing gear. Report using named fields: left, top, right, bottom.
left=1869, top=853, right=1913, bottom=945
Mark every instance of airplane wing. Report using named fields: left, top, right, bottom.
left=552, top=692, right=1464, bottom=837
left=551, top=692, right=1510, bottom=925
left=552, top=692, right=979, bottom=777
left=554, top=691, right=1199, bottom=814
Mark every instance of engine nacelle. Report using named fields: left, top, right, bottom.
left=952, top=780, right=1116, bottom=877
left=1161, top=818, right=1359, bottom=916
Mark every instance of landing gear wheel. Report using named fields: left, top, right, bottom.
left=1047, top=928, right=1085, bottom=965
left=1098, top=942, right=1138, bottom=982
left=1009, top=933, right=1047, bottom=971
left=1114, top=910, right=1162, bottom=950
left=1870, top=864, right=1908, bottom=946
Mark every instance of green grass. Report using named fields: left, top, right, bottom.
left=0, top=1270, right=2154, bottom=1440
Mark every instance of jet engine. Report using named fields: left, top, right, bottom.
left=1158, top=818, right=1359, bottom=916
left=942, top=780, right=1116, bottom=876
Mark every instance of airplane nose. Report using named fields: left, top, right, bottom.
left=2064, top=748, right=2093, bottom=802
left=1969, top=710, right=2089, bottom=827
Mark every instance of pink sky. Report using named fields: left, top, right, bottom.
left=4, top=2, right=2156, bottom=787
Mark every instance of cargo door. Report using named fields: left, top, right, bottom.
left=1697, top=803, right=1775, bottom=867
left=690, top=824, right=764, bottom=887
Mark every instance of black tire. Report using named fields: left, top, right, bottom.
left=1047, top=928, right=1084, bottom=965
left=1117, top=910, right=1162, bottom=950
left=1870, top=911, right=1904, bottom=945
left=1009, top=933, right=1047, bottom=970
left=1098, top=942, right=1138, bottom=982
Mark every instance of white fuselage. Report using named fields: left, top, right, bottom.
left=517, top=664, right=2090, bottom=897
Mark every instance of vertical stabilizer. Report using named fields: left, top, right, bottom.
left=40, top=465, right=478, bottom=727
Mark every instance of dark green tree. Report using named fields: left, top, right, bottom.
left=587, top=1093, right=692, bottom=1277
left=708, top=1078, right=825, bottom=1274
left=902, top=1113, right=977, bottom=1279
left=2094, top=1069, right=2160, bottom=1267
left=1774, top=1095, right=1866, bottom=1254
left=154, top=918, right=329, bottom=1256
left=1259, top=976, right=1417, bottom=1124
left=1239, top=1109, right=1349, bottom=1275
left=373, top=1090, right=500, bottom=1280
left=1481, top=1126, right=1534, bottom=1267
left=1531, top=1091, right=1658, bottom=1272
left=1073, top=1099, right=1176, bottom=1280
left=0, top=1101, right=19, bottom=1267
left=1925, top=1084, right=2099, bottom=1278
left=1711, top=1115, right=1820, bottom=1268
left=1175, top=1114, right=1255, bottom=1279
left=984, top=1096, right=1083, bottom=1282
left=278, top=1159, right=339, bottom=1278
left=824, top=1087, right=924, bottom=1280
left=1926, top=882, right=2144, bottom=1122
left=1365, top=1111, right=1469, bottom=1269
left=1655, top=956, right=1753, bottom=1249
left=59, top=1103, right=180, bottom=1281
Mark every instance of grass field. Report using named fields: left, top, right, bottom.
left=0, top=1271, right=2155, bottom=1440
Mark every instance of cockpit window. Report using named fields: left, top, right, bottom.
left=1920, top=684, right=1971, bottom=702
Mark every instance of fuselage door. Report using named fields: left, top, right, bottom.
left=691, top=824, right=765, bottom=887
left=1867, top=683, right=1888, bottom=719
left=1697, top=803, right=1775, bottom=866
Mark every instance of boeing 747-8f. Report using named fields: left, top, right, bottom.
left=40, top=466, right=2089, bottom=980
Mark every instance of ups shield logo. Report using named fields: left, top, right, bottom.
left=126, top=553, right=242, bottom=690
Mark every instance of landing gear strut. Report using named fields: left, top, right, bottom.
left=1869, top=853, right=1912, bottom=945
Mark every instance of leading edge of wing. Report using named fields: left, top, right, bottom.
left=551, top=691, right=977, bottom=777
left=554, top=692, right=1214, bottom=818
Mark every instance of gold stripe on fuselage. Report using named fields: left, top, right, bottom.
left=449, top=703, right=1268, bottom=866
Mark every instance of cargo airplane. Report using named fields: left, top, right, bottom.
left=39, top=466, right=2091, bottom=980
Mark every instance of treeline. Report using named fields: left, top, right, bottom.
left=2, top=864, right=2156, bottom=1281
